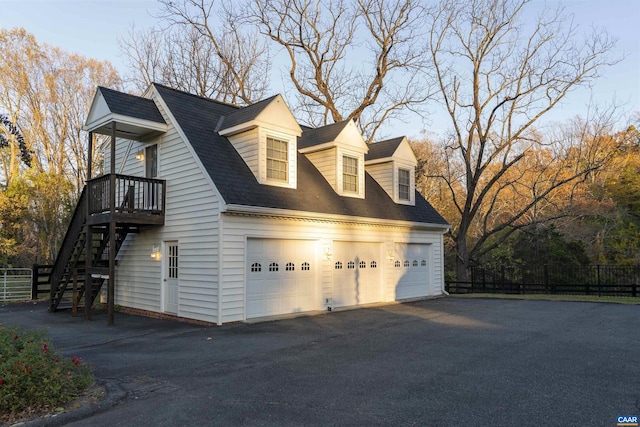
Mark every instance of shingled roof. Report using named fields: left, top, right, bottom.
left=297, top=120, right=351, bottom=150
left=98, top=86, right=166, bottom=124
left=154, top=84, right=448, bottom=226
left=216, top=95, right=278, bottom=132
left=365, top=137, right=405, bottom=161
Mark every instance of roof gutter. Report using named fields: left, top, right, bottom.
left=223, top=204, right=451, bottom=232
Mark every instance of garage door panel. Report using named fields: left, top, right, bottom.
left=394, top=243, right=430, bottom=300
left=247, top=239, right=320, bottom=318
left=333, top=242, right=383, bottom=307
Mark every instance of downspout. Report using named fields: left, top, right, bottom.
left=441, top=230, right=450, bottom=296
left=217, top=212, right=224, bottom=326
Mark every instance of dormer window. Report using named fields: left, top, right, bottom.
left=398, top=168, right=410, bottom=201
left=342, top=155, right=359, bottom=193
left=267, top=137, right=288, bottom=181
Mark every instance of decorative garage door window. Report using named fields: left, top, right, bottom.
left=393, top=243, right=431, bottom=300
left=332, top=242, right=383, bottom=307
left=335, top=261, right=343, bottom=269
left=246, top=239, right=320, bottom=319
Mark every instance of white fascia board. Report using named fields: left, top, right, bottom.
left=223, top=203, right=451, bottom=232
left=364, top=157, right=393, bottom=166
left=218, top=120, right=259, bottom=137
left=83, top=113, right=168, bottom=134
left=220, top=119, right=303, bottom=138
left=298, top=141, right=338, bottom=154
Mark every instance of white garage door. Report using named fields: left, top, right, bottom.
left=393, top=243, right=430, bottom=300
left=246, top=239, right=320, bottom=318
left=333, top=242, right=383, bottom=307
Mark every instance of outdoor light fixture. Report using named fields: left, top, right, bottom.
left=323, top=246, right=333, bottom=260
left=387, top=250, right=395, bottom=261
left=150, top=245, right=162, bottom=260
left=135, top=150, right=144, bottom=161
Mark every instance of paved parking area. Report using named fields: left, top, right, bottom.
left=1, top=297, right=638, bottom=426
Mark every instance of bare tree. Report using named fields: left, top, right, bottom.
left=250, top=0, right=431, bottom=141
left=151, top=0, right=270, bottom=105
left=0, top=28, right=121, bottom=190
left=423, top=0, right=620, bottom=280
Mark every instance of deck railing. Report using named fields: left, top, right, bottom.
left=88, top=174, right=165, bottom=216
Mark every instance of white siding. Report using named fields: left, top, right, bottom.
left=112, top=96, right=221, bottom=324
left=228, top=128, right=259, bottom=178
left=220, top=213, right=445, bottom=323
left=305, top=148, right=337, bottom=188
left=365, top=162, right=394, bottom=200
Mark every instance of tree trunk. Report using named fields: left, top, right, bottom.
left=455, top=232, right=471, bottom=283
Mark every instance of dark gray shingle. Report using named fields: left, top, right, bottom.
left=98, top=87, right=166, bottom=124
left=365, top=137, right=404, bottom=161
left=217, top=95, right=278, bottom=132
left=153, top=84, right=448, bottom=226
left=297, top=120, right=350, bottom=149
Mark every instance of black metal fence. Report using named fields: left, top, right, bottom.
left=446, top=264, right=640, bottom=298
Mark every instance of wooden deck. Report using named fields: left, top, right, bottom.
left=87, top=174, right=166, bottom=226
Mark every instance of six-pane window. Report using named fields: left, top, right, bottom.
left=398, top=168, right=410, bottom=201
left=343, top=155, right=358, bottom=192
left=267, top=137, right=288, bottom=181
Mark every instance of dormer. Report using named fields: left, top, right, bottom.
left=217, top=95, right=302, bottom=189
left=365, top=137, right=417, bottom=205
left=298, top=120, right=368, bottom=199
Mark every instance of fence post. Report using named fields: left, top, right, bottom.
left=31, top=264, right=38, bottom=300
left=482, top=268, right=486, bottom=293
left=2, top=268, right=6, bottom=301
left=596, top=265, right=601, bottom=297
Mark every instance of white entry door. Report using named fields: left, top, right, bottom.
left=163, top=241, right=179, bottom=314
left=332, top=242, right=383, bottom=307
left=246, top=239, right=320, bottom=319
left=393, top=243, right=430, bottom=300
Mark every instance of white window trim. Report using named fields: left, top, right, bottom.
left=395, top=163, right=415, bottom=205
left=336, top=148, right=365, bottom=198
left=266, top=136, right=288, bottom=182
left=258, top=129, right=297, bottom=189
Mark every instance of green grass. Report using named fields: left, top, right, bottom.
left=449, top=293, right=640, bottom=304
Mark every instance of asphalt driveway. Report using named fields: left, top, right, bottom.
left=1, top=297, right=638, bottom=426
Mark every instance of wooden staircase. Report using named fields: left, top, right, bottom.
left=48, top=186, right=138, bottom=313
left=47, top=174, right=165, bottom=318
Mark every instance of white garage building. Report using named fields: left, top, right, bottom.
left=81, top=84, right=449, bottom=325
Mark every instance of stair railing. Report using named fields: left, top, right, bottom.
left=49, top=187, right=88, bottom=312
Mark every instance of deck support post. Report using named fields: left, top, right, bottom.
left=85, top=132, right=93, bottom=321
left=108, top=122, right=117, bottom=326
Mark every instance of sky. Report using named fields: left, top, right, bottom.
left=1, top=0, right=639, bottom=138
